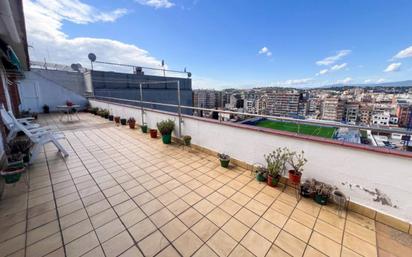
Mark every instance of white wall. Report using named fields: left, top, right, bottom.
left=90, top=99, right=412, bottom=223
left=18, top=70, right=88, bottom=112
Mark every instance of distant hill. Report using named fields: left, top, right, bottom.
left=317, top=80, right=412, bottom=89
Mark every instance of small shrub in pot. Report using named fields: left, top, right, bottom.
left=149, top=129, right=157, bottom=138
left=128, top=117, right=136, bottom=129
left=120, top=118, right=127, bottom=125
left=157, top=119, right=175, bottom=144
left=114, top=116, right=120, bottom=124
left=108, top=115, right=114, bottom=121
left=218, top=153, right=230, bottom=168
left=182, top=135, right=191, bottom=146
left=255, top=167, right=268, bottom=182
left=287, top=150, right=307, bottom=184
left=265, top=147, right=288, bottom=187
left=314, top=183, right=333, bottom=205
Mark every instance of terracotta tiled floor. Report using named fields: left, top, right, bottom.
left=1, top=113, right=411, bottom=257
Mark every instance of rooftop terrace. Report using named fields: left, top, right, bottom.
left=0, top=113, right=411, bottom=257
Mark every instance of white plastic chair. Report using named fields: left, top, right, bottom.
left=13, top=120, right=69, bottom=164
left=0, top=106, right=48, bottom=142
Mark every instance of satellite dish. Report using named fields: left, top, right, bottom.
left=70, top=63, right=83, bottom=72
left=88, top=53, right=96, bottom=62
left=188, top=72, right=192, bottom=78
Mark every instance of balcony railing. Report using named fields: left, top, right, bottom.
left=91, top=95, right=411, bottom=151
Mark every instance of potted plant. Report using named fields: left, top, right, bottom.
left=114, top=116, right=120, bottom=124
left=8, top=138, right=32, bottom=163
left=314, top=183, right=333, bottom=205
left=332, top=190, right=347, bottom=207
left=103, top=110, right=109, bottom=119
left=42, top=104, right=50, bottom=114
left=182, top=135, right=191, bottom=146
left=256, top=167, right=268, bottom=182
left=1, top=165, right=25, bottom=184
left=141, top=124, right=148, bottom=133
left=120, top=118, right=127, bottom=125
left=157, top=119, right=175, bottom=144
left=108, top=115, right=114, bottom=121
left=128, top=117, right=136, bottom=129
left=91, top=107, right=99, bottom=115
left=288, top=150, right=307, bottom=184
left=300, top=179, right=316, bottom=198
left=149, top=129, right=158, bottom=138
left=218, top=153, right=230, bottom=168
left=265, top=147, right=288, bottom=187
left=66, top=100, right=73, bottom=107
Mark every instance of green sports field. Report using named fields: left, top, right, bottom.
left=255, top=119, right=336, bottom=139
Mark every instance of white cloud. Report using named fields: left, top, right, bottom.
left=258, top=47, right=272, bottom=57
left=24, top=0, right=164, bottom=74
left=384, top=63, right=401, bottom=72
left=136, top=0, right=175, bottom=9
left=330, top=63, right=347, bottom=71
left=316, top=69, right=329, bottom=76
left=32, top=0, right=128, bottom=24
left=316, top=50, right=351, bottom=66
left=364, top=78, right=385, bottom=84
left=316, top=63, right=347, bottom=76
left=273, top=78, right=314, bottom=87
left=337, top=77, right=352, bottom=84
left=393, top=45, right=412, bottom=59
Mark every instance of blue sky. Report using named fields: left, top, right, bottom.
left=24, top=0, right=412, bottom=88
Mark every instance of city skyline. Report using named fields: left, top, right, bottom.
left=24, top=0, right=412, bottom=89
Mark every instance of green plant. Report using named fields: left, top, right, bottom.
left=287, top=150, right=307, bottom=175
left=315, top=182, right=333, bottom=198
left=218, top=153, right=230, bottom=160
left=6, top=137, right=32, bottom=162
left=91, top=107, right=99, bottom=115
left=265, top=147, right=288, bottom=177
left=256, top=166, right=268, bottom=182
left=157, top=119, right=175, bottom=135
left=182, top=135, right=191, bottom=146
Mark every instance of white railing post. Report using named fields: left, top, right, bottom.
left=177, top=80, right=182, bottom=138
left=139, top=83, right=144, bottom=126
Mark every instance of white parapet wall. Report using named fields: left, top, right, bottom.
left=90, top=99, right=412, bottom=224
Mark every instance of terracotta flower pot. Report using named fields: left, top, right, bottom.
left=114, top=116, right=120, bottom=123
left=288, top=170, right=302, bottom=184
left=129, top=121, right=136, bottom=129
left=149, top=129, right=157, bottom=138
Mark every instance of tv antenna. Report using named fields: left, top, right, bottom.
left=88, top=53, right=96, bottom=70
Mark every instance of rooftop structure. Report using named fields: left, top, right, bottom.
left=1, top=113, right=411, bottom=257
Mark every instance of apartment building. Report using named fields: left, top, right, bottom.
left=193, top=90, right=219, bottom=109
left=345, top=102, right=360, bottom=125
left=397, top=104, right=412, bottom=128
left=321, top=97, right=346, bottom=121
left=359, top=103, right=373, bottom=125
left=255, top=95, right=267, bottom=114
left=372, top=112, right=390, bottom=126
left=266, top=91, right=300, bottom=117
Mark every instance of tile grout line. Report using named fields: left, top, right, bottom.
left=43, top=146, right=69, bottom=257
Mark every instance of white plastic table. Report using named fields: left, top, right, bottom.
left=56, top=105, right=80, bottom=121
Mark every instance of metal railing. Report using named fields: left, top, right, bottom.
left=91, top=95, right=412, bottom=137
